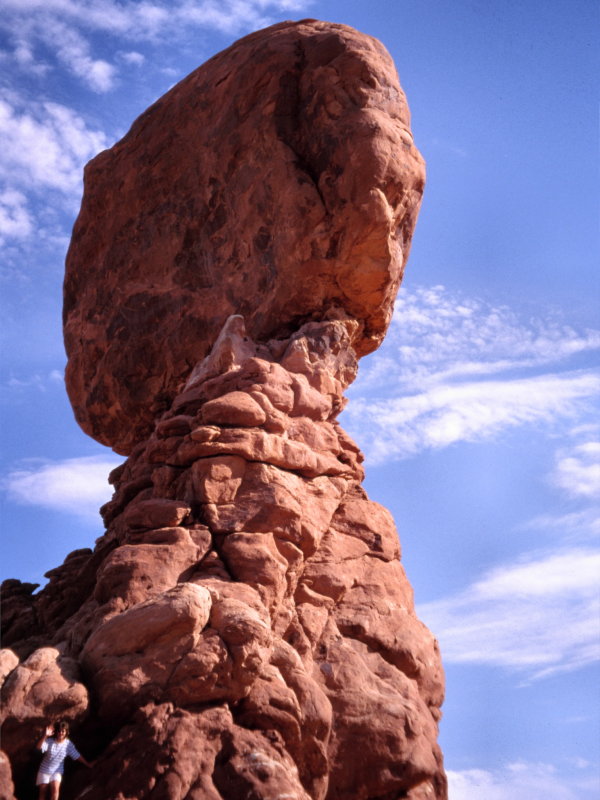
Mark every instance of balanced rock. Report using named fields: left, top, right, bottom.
left=2, top=19, right=446, bottom=800
left=63, top=19, right=425, bottom=454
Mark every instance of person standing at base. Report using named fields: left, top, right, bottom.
left=36, top=720, right=93, bottom=799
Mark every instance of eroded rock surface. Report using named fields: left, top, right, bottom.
left=63, top=19, right=425, bottom=454
left=2, top=19, right=445, bottom=800
left=3, top=319, right=445, bottom=799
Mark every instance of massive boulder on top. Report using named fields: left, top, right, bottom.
left=63, top=19, right=425, bottom=455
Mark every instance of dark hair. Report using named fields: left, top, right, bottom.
left=55, top=720, right=70, bottom=734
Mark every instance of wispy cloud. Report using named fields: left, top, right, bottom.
left=0, top=0, right=310, bottom=90
left=347, top=370, right=599, bottom=463
left=429, top=137, right=467, bottom=159
left=3, top=455, right=122, bottom=520
left=418, top=547, right=600, bottom=681
left=0, top=189, right=33, bottom=244
left=523, top=507, right=600, bottom=542
left=11, top=39, right=50, bottom=76
left=0, top=93, right=108, bottom=195
left=448, top=761, right=598, bottom=800
left=356, top=285, right=600, bottom=392
left=345, top=285, right=600, bottom=463
left=412, top=394, right=600, bottom=682
left=0, top=91, right=109, bottom=247
left=4, top=369, right=64, bottom=391
left=520, top=426, right=600, bottom=542
left=118, top=50, right=145, bottom=66
left=551, top=441, right=600, bottom=500
left=51, top=20, right=117, bottom=92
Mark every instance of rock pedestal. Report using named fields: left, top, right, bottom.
left=1, top=19, right=446, bottom=800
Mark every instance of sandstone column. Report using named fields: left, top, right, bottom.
left=1, top=20, right=446, bottom=800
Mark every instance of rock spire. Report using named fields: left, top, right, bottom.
left=1, top=20, right=445, bottom=800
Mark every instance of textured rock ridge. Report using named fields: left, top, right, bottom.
left=2, top=19, right=445, bottom=800
left=2, top=318, right=445, bottom=798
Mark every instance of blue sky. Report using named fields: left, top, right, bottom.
left=1, top=1, right=598, bottom=798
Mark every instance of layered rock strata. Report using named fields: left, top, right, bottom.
left=2, top=318, right=445, bottom=798
left=1, top=18, right=446, bottom=800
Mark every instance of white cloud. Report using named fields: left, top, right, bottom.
left=14, top=40, right=36, bottom=65
left=119, top=50, right=145, bottom=66
left=3, top=455, right=122, bottom=520
left=0, top=0, right=310, bottom=89
left=55, top=31, right=117, bottom=92
left=346, top=370, right=599, bottom=463
left=5, top=370, right=63, bottom=391
left=419, top=548, right=600, bottom=681
left=522, top=508, right=600, bottom=542
left=429, top=137, right=467, bottom=159
left=448, top=761, right=598, bottom=800
left=13, top=40, right=50, bottom=75
left=552, top=442, right=600, bottom=500
left=345, top=285, right=600, bottom=463
left=0, top=93, right=108, bottom=193
left=0, top=189, right=33, bottom=243
left=4, top=369, right=64, bottom=392
left=377, top=294, right=600, bottom=681
left=0, top=92, right=109, bottom=243
left=357, top=285, right=600, bottom=392
left=520, top=429, right=600, bottom=542
left=567, top=757, right=592, bottom=770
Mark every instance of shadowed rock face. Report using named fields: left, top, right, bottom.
left=63, top=19, right=425, bottom=455
left=1, top=19, right=446, bottom=800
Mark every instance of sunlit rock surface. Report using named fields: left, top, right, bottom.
left=63, top=19, right=425, bottom=455
left=1, top=19, right=445, bottom=800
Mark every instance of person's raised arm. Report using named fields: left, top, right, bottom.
left=36, top=725, right=53, bottom=751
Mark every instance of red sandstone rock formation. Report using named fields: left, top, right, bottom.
left=63, top=19, right=425, bottom=455
left=1, top=19, right=446, bottom=800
